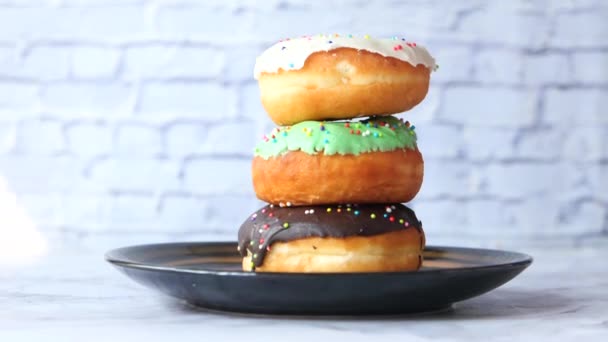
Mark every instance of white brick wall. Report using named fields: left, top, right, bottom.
left=114, top=123, right=163, bottom=157
left=123, top=45, right=224, bottom=80
left=72, top=47, right=121, bottom=79
left=0, top=0, right=606, bottom=247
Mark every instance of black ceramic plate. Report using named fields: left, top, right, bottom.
left=106, top=242, right=532, bottom=315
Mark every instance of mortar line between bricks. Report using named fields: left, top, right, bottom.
left=15, top=39, right=608, bottom=52
left=5, top=36, right=275, bottom=48
left=551, top=7, right=605, bottom=15
left=414, top=196, right=526, bottom=204
left=181, top=155, right=251, bottom=162
left=439, top=81, right=608, bottom=90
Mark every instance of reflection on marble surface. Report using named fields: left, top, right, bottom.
left=1, top=240, right=607, bottom=341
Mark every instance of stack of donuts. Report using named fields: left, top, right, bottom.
left=238, top=34, right=437, bottom=273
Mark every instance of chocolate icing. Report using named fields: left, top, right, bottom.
left=238, top=203, right=423, bottom=269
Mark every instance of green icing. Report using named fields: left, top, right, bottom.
left=254, top=116, right=418, bottom=159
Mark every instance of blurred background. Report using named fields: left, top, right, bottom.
left=0, top=0, right=606, bottom=262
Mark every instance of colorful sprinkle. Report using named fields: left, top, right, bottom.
left=404, top=221, right=410, bottom=227
left=399, top=219, right=404, bottom=224
left=389, top=216, right=395, bottom=222
left=283, top=222, right=289, bottom=228
left=354, top=210, right=360, bottom=216
left=256, top=117, right=418, bottom=159
left=364, top=34, right=370, bottom=39
left=327, top=207, right=332, bottom=213
left=288, top=63, right=295, bottom=68
left=370, top=213, right=376, bottom=219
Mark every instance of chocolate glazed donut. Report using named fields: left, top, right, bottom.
left=238, top=203, right=425, bottom=273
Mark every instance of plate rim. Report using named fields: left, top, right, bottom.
left=105, top=241, right=533, bottom=277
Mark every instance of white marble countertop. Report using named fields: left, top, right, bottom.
left=1, top=241, right=607, bottom=342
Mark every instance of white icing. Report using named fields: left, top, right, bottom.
left=254, top=35, right=436, bottom=79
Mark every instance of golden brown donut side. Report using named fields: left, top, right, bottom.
left=258, top=48, right=431, bottom=125
left=252, top=149, right=424, bottom=206
left=242, top=228, right=425, bottom=273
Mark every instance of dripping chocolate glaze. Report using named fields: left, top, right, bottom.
left=237, top=203, right=423, bottom=269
